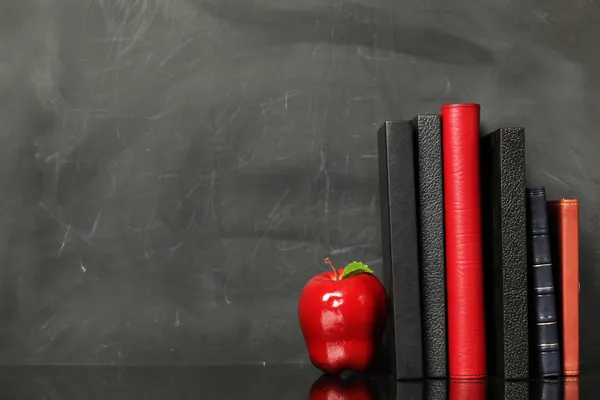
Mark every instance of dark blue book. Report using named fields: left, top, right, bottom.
left=526, top=187, right=561, bottom=377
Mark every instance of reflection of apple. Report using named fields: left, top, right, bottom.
left=308, top=374, right=373, bottom=400
left=298, top=258, right=387, bottom=374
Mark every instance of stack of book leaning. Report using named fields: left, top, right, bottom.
left=377, top=104, right=580, bottom=385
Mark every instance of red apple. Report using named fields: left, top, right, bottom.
left=298, top=258, right=387, bottom=374
left=308, top=374, right=374, bottom=400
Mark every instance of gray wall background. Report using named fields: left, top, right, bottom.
left=0, top=0, right=598, bottom=366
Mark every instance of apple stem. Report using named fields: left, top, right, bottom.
left=324, top=257, right=339, bottom=280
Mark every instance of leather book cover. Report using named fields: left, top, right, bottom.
left=526, top=187, right=561, bottom=378
left=413, top=114, right=447, bottom=378
left=377, top=120, right=424, bottom=380
left=441, top=104, right=486, bottom=379
left=548, top=199, right=580, bottom=377
left=480, top=128, right=529, bottom=380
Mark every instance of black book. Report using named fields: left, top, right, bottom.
left=377, top=120, right=424, bottom=380
left=412, top=114, right=447, bottom=378
left=480, top=128, right=529, bottom=379
left=526, top=187, right=561, bottom=377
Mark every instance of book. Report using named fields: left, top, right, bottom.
left=526, top=187, right=561, bottom=377
left=412, top=114, right=447, bottom=378
left=480, top=128, right=529, bottom=380
left=441, top=103, right=486, bottom=379
left=548, top=199, right=580, bottom=377
left=377, top=120, right=424, bottom=380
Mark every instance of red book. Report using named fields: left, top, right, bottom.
left=441, top=104, right=486, bottom=379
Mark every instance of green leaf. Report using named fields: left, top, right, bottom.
left=341, top=261, right=374, bottom=279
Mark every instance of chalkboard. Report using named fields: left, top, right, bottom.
left=0, top=0, right=598, bottom=367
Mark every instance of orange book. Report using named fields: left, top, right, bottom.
left=548, top=199, right=580, bottom=377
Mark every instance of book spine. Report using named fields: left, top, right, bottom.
left=481, top=128, right=529, bottom=379
left=441, top=103, right=486, bottom=379
left=526, top=188, right=561, bottom=377
left=377, top=120, right=424, bottom=380
left=548, top=199, right=580, bottom=377
left=413, top=114, right=447, bottom=378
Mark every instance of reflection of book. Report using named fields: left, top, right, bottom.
left=393, top=380, right=423, bottom=400
left=449, top=378, right=486, bottom=400
left=382, top=379, right=448, bottom=400
left=488, top=378, right=529, bottom=400
left=564, top=378, right=579, bottom=400
left=530, top=379, right=560, bottom=400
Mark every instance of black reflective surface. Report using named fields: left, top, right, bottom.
left=0, top=365, right=593, bottom=399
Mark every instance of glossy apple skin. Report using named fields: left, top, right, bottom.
left=298, top=268, right=387, bottom=374
left=308, top=374, right=373, bottom=400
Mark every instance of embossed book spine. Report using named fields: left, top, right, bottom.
left=377, top=120, right=424, bottom=380
left=480, top=128, right=529, bottom=380
left=441, top=104, right=486, bottom=379
left=412, top=114, right=447, bottom=378
left=548, top=199, right=580, bottom=377
left=526, top=187, right=561, bottom=378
